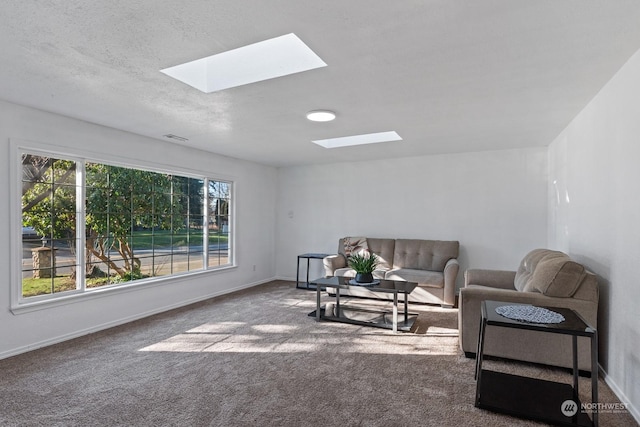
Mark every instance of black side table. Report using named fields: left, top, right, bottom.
left=296, top=253, right=332, bottom=289
left=475, top=300, right=598, bottom=427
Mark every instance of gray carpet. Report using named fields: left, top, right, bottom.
left=0, top=280, right=635, bottom=427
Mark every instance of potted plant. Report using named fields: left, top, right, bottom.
left=348, top=252, right=379, bottom=283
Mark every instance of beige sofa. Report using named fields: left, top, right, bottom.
left=323, top=237, right=460, bottom=307
left=458, top=248, right=599, bottom=371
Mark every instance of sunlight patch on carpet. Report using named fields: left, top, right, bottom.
left=139, top=307, right=460, bottom=354
left=139, top=330, right=459, bottom=355
left=251, top=324, right=299, bottom=333
left=187, top=321, right=246, bottom=333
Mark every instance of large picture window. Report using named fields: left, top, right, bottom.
left=20, top=153, right=233, bottom=301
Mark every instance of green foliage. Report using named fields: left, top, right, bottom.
left=111, top=270, right=146, bottom=284
left=348, top=252, right=379, bottom=274
left=22, top=156, right=204, bottom=279
left=21, top=158, right=76, bottom=239
left=84, top=163, right=185, bottom=236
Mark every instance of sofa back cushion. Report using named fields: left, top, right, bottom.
left=392, top=239, right=459, bottom=272
left=337, top=238, right=395, bottom=270
left=514, top=248, right=549, bottom=291
left=515, top=249, right=588, bottom=297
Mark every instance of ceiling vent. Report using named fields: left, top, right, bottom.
left=163, top=134, right=189, bottom=142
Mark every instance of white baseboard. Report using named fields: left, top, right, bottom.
left=600, top=365, right=639, bottom=424
left=0, top=277, right=276, bottom=361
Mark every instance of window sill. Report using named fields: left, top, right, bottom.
left=11, top=265, right=237, bottom=315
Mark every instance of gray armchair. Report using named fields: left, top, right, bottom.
left=458, top=249, right=599, bottom=371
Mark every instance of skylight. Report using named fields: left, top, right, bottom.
left=312, top=131, right=403, bottom=149
left=160, top=33, right=327, bottom=93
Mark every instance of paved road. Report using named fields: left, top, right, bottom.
left=22, top=241, right=229, bottom=279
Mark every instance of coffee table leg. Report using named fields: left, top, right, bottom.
left=316, top=283, right=321, bottom=321
left=404, top=292, right=408, bottom=324
left=392, top=293, right=398, bottom=333
left=475, top=314, right=487, bottom=405
left=475, top=303, right=487, bottom=381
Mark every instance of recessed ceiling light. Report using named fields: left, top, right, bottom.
left=160, top=33, right=327, bottom=93
left=312, top=131, right=403, bottom=149
left=306, top=110, right=336, bottom=122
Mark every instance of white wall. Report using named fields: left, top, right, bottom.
left=0, top=100, right=277, bottom=358
left=275, top=147, right=548, bottom=288
left=548, top=49, right=640, bottom=420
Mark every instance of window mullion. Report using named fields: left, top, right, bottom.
left=203, top=179, right=209, bottom=268
left=76, top=160, right=86, bottom=292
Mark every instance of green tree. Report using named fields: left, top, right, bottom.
left=84, top=163, right=188, bottom=279
left=21, top=156, right=76, bottom=241
left=21, top=155, right=198, bottom=281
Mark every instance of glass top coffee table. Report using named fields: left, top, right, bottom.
left=310, top=276, right=418, bottom=333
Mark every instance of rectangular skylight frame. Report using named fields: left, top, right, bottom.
left=312, top=131, right=403, bottom=149
left=161, top=33, right=326, bottom=93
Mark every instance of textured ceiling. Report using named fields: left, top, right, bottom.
left=2, top=1, right=640, bottom=167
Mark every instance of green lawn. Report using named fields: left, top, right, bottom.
left=22, top=276, right=113, bottom=297
left=119, top=230, right=228, bottom=250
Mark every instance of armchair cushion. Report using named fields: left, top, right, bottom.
left=530, top=256, right=585, bottom=297
left=514, top=248, right=549, bottom=291
left=515, top=249, right=585, bottom=297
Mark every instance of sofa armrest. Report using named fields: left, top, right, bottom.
left=323, top=254, right=346, bottom=276
left=464, top=269, right=516, bottom=290
left=442, top=258, right=459, bottom=307
left=458, top=285, right=599, bottom=354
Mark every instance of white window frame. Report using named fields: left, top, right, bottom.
left=10, top=139, right=236, bottom=313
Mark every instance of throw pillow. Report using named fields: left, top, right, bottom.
left=343, top=236, right=369, bottom=258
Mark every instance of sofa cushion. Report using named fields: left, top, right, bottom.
left=392, top=239, right=459, bottom=271
left=385, top=268, right=444, bottom=288
left=515, top=249, right=586, bottom=297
